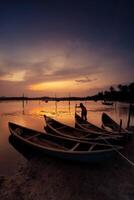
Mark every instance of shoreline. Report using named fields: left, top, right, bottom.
left=1, top=140, right=134, bottom=200
left=0, top=98, right=134, bottom=104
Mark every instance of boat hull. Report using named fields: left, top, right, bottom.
left=44, top=115, right=126, bottom=145
left=102, top=112, right=133, bottom=139
left=9, top=134, right=118, bottom=163
left=9, top=122, right=122, bottom=163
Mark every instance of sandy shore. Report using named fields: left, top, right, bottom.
left=1, top=141, right=134, bottom=200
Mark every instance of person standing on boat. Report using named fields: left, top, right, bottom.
left=77, top=103, right=87, bottom=120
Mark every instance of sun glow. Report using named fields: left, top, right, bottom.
left=28, top=77, right=101, bottom=96
left=29, top=80, right=77, bottom=91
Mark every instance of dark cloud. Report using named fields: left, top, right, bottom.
left=0, top=58, right=52, bottom=82
left=53, top=65, right=102, bottom=77
left=75, top=77, right=97, bottom=83
left=0, top=55, right=102, bottom=84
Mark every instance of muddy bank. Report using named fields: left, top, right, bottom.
left=1, top=142, right=134, bottom=200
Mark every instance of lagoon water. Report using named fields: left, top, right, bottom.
left=0, top=100, right=134, bottom=175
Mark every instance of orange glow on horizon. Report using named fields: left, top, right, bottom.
left=28, top=78, right=104, bottom=96
left=29, top=80, right=78, bottom=91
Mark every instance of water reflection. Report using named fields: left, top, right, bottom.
left=0, top=100, right=134, bottom=175
left=0, top=100, right=133, bottom=128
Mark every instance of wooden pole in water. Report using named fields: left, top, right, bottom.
left=68, top=93, right=70, bottom=113
left=119, top=119, right=122, bottom=133
left=74, top=104, right=77, bottom=118
left=22, top=93, right=25, bottom=115
left=55, top=94, right=57, bottom=113
left=127, top=103, right=132, bottom=128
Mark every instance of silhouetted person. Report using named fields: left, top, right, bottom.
left=78, top=103, right=87, bottom=120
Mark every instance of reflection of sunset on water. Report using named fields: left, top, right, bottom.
left=0, top=99, right=134, bottom=175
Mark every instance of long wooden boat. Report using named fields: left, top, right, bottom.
left=102, top=112, right=133, bottom=136
left=44, top=115, right=126, bottom=145
left=75, top=113, right=117, bottom=135
left=8, top=122, right=123, bottom=162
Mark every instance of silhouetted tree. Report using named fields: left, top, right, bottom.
left=110, top=86, right=115, bottom=93
left=118, top=84, right=122, bottom=91
left=128, top=82, right=134, bottom=93
left=90, top=82, right=134, bottom=102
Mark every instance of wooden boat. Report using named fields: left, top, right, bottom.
left=8, top=122, right=123, bottom=163
left=102, top=112, right=132, bottom=136
left=44, top=115, right=126, bottom=145
left=9, top=135, right=36, bottom=160
left=75, top=113, right=117, bottom=135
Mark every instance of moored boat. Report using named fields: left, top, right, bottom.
left=44, top=115, right=126, bottom=145
left=8, top=122, right=123, bottom=162
left=75, top=113, right=117, bottom=135
left=102, top=101, right=113, bottom=106
left=102, top=112, right=133, bottom=136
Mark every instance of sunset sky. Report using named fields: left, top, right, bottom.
left=0, top=0, right=134, bottom=97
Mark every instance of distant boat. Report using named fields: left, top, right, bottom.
left=102, top=101, right=113, bottom=106
left=8, top=122, right=122, bottom=162
left=44, top=115, right=125, bottom=145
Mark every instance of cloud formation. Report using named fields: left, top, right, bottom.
left=75, top=77, right=98, bottom=83
left=0, top=52, right=102, bottom=83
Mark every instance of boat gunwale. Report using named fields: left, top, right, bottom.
left=75, top=113, right=123, bottom=137
left=45, top=117, right=124, bottom=141
left=102, top=112, right=131, bottom=135
left=8, top=122, right=123, bottom=155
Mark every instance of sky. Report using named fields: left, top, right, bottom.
left=0, top=0, right=134, bottom=97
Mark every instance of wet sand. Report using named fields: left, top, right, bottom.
left=1, top=141, right=134, bottom=200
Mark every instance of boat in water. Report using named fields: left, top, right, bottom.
left=75, top=113, right=117, bottom=135
left=102, top=101, right=113, bottom=106
left=8, top=122, right=123, bottom=162
left=102, top=112, right=133, bottom=137
left=44, top=115, right=126, bottom=145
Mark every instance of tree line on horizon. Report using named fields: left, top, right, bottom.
left=0, top=82, right=134, bottom=102
left=91, top=82, right=134, bottom=102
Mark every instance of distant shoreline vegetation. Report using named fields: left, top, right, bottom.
left=91, top=82, right=134, bottom=103
left=0, top=82, right=134, bottom=103
left=0, top=96, right=88, bottom=101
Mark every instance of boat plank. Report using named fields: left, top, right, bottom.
left=70, top=143, right=80, bottom=151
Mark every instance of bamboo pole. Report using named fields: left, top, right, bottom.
left=68, top=93, right=70, bottom=113
left=119, top=119, right=122, bottom=133
left=127, top=104, right=132, bottom=128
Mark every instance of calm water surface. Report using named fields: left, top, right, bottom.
left=0, top=100, right=134, bottom=175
